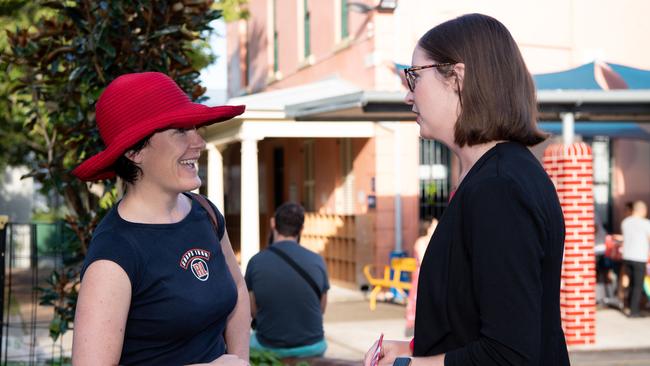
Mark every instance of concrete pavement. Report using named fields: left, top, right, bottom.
left=323, top=286, right=650, bottom=364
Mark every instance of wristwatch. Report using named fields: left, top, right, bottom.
left=393, top=357, right=412, bottom=366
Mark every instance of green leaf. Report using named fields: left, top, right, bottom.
left=40, top=1, right=65, bottom=10
left=170, top=51, right=189, bottom=66
left=49, top=314, right=62, bottom=341
left=68, top=65, right=86, bottom=81
left=149, top=26, right=181, bottom=39
left=99, top=41, right=116, bottom=58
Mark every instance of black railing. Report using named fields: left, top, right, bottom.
left=419, top=139, right=451, bottom=221
left=1, top=222, right=71, bottom=365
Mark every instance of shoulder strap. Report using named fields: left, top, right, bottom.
left=267, top=246, right=322, bottom=299
left=189, top=193, right=219, bottom=234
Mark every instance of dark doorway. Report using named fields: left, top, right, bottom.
left=273, top=147, right=285, bottom=209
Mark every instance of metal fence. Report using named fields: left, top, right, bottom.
left=419, top=139, right=451, bottom=221
left=1, top=222, right=73, bottom=365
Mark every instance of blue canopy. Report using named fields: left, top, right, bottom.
left=538, top=122, right=650, bottom=139
left=608, top=63, right=650, bottom=89
left=533, top=61, right=650, bottom=90
left=533, top=62, right=650, bottom=139
left=398, top=61, right=650, bottom=90
left=394, top=61, right=650, bottom=138
left=534, top=63, right=602, bottom=90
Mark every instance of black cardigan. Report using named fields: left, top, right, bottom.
left=413, top=142, right=570, bottom=365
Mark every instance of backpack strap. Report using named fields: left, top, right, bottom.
left=267, top=246, right=322, bottom=299
left=189, top=193, right=219, bottom=234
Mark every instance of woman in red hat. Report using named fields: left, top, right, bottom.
left=71, top=72, right=250, bottom=365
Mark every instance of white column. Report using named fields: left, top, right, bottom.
left=240, top=136, right=260, bottom=272
left=562, top=112, right=575, bottom=145
left=206, top=144, right=225, bottom=211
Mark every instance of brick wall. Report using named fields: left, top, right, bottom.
left=543, top=142, right=596, bottom=345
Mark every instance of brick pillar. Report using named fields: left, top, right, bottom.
left=543, top=142, right=596, bottom=346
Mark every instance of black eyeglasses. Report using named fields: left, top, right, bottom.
left=403, top=63, right=455, bottom=92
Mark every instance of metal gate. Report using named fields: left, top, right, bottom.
left=0, top=221, right=72, bottom=365
left=419, top=139, right=451, bottom=221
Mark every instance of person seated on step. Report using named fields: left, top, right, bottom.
left=245, top=202, right=329, bottom=358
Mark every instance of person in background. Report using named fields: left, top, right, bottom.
left=405, top=218, right=438, bottom=335
left=364, top=13, right=569, bottom=365
left=595, top=214, right=612, bottom=305
left=72, top=72, right=250, bottom=365
left=621, top=200, right=650, bottom=318
left=245, top=202, right=329, bottom=358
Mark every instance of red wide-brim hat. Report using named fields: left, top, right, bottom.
left=72, top=72, right=245, bottom=181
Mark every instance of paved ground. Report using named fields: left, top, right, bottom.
left=323, top=286, right=650, bottom=365
left=324, top=300, right=410, bottom=360
left=571, top=350, right=650, bottom=366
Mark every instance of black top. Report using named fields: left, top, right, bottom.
left=245, top=240, right=330, bottom=347
left=413, top=142, right=570, bottom=365
left=81, top=195, right=237, bottom=365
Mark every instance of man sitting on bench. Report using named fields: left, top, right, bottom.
left=245, top=202, right=329, bottom=358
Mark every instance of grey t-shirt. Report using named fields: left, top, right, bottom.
left=245, top=240, right=329, bottom=348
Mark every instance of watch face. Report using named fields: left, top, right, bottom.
left=393, top=357, right=412, bottom=366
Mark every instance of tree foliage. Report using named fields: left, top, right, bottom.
left=215, top=0, right=250, bottom=22
left=0, top=0, right=248, bottom=340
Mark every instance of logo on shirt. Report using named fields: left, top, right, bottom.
left=179, top=248, right=211, bottom=281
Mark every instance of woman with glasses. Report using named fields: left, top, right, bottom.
left=365, top=14, right=569, bottom=366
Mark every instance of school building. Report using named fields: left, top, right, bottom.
left=198, top=1, right=650, bottom=301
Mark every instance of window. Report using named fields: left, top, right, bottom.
left=304, top=0, right=311, bottom=58
left=273, top=0, right=279, bottom=73
left=244, top=35, right=250, bottom=87
left=341, top=0, right=349, bottom=39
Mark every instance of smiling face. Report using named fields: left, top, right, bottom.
left=131, top=127, right=206, bottom=194
left=404, top=46, right=462, bottom=146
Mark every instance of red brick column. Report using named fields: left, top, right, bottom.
left=543, top=142, right=596, bottom=346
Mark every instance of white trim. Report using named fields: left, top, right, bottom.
left=240, top=137, right=260, bottom=273
left=238, top=110, right=288, bottom=120
left=206, top=144, right=225, bottom=212
left=286, top=91, right=364, bottom=117
left=355, top=90, right=650, bottom=104
left=239, top=120, right=375, bottom=139
left=204, top=119, right=376, bottom=146
left=537, top=90, right=650, bottom=103
left=202, top=119, right=243, bottom=146
left=288, top=89, right=650, bottom=108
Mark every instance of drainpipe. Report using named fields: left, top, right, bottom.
left=378, top=122, right=405, bottom=257
left=394, top=125, right=403, bottom=253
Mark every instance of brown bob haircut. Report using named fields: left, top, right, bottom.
left=418, top=13, right=547, bottom=147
